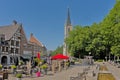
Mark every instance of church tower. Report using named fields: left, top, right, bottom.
left=63, top=8, right=72, bottom=56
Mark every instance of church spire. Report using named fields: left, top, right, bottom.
left=63, top=8, right=72, bottom=56
left=66, top=8, right=71, bottom=26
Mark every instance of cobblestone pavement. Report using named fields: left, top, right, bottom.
left=7, top=63, right=98, bottom=80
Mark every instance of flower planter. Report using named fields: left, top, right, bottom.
left=40, top=64, right=48, bottom=75
left=16, top=73, right=22, bottom=80
left=0, top=64, right=2, bottom=70
left=11, top=68, right=16, bottom=74
left=11, top=65, right=17, bottom=74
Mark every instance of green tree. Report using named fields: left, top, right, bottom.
left=51, top=45, right=63, bottom=56
left=65, top=1, right=120, bottom=59
left=100, top=1, right=120, bottom=58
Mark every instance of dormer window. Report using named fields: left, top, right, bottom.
left=0, top=35, right=5, bottom=45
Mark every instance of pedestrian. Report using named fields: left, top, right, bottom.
left=68, top=60, right=70, bottom=67
left=103, top=60, right=105, bottom=64
left=30, top=68, right=33, bottom=76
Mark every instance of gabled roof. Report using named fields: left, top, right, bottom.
left=29, top=33, right=44, bottom=47
left=0, top=23, right=21, bottom=40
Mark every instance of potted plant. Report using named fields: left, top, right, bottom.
left=66, top=62, right=69, bottom=67
left=11, top=65, right=17, bottom=74
left=11, top=65, right=17, bottom=69
left=0, top=64, right=2, bottom=70
left=40, top=63, right=48, bottom=75
left=19, top=60, right=24, bottom=66
left=16, top=73, right=22, bottom=80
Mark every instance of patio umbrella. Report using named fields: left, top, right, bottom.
left=51, top=54, right=69, bottom=60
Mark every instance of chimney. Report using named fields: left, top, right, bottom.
left=12, top=20, right=17, bottom=25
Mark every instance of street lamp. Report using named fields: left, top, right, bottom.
left=105, top=56, right=107, bottom=62
left=109, top=52, right=111, bottom=62
left=0, top=49, right=1, bottom=64
left=89, top=52, right=91, bottom=56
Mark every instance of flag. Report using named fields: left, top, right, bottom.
left=37, top=52, right=40, bottom=59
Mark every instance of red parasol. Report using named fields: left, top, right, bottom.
left=51, top=54, right=69, bottom=60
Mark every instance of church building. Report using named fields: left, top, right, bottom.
left=63, top=8, right=72, bottom=56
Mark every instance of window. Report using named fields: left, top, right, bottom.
left=11, top=48, right=14, bottom=53
left=10, top=57, right=13, bottom=63
left=1, top=37, right=5, bottom=42
left=6, top=47, right=8, bottom=52
left=68, top=27, right=70, bottom=32
left=2, top=46, right=5, bottom=52
left=15, top=48, right=19, bottom=53
left=1, top=41, right=4, bottom=45
left=4, top=41, right=8, bottom=45
left=18, top=37, right=21, bottom=39
left=11, top=40, right=14, bottom=46
left=16, top=41, right=19, bottom=46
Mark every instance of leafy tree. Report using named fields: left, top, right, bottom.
left=65, top=1, right=120, bottom=59
left=100, top=1, right=120, bottom=57
left=51, top=45, right=63, bottom=56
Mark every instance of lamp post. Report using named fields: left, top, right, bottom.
left=0, top=49, right=1, bottom=64
left=89, top=52, right=91, bottom=56
left=105, top=56, right=107, bottom=62
left=89, top=52, right=91, bottom=65
left=109, top=52, right=111, bottom=62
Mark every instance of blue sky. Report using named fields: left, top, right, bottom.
left=0, top=0, right=116, bottom=50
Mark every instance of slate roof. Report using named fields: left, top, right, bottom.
left=0, top=23, right=21, bottom=40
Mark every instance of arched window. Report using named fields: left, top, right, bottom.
left=1, top=56, right=7, bottom=65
